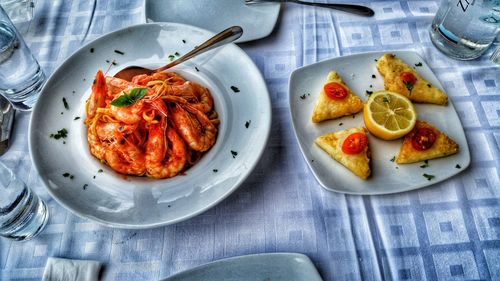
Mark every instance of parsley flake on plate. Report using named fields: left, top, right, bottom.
left=230, top=86, right=240, bottom=93
left=423, top=173, right=435, bottom=181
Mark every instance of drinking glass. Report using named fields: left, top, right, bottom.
left=429, top=0, right=500, bottom=60
left=0, top=161, right=49, bottom=241
left=0, top=0, right=33, bottom=24
left=0, top=5, right=44, bottom=111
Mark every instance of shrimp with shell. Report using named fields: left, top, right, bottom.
left=84, top=69, right=218, bottom=179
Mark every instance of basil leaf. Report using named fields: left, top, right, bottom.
left=110, top=88, right=148, bottom=107
left=129, top=88, right=148, bottom=100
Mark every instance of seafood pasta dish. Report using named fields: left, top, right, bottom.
left=84, top=70, right=219, bottom=179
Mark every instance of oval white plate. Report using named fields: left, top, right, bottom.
left=144, top=0, right=280, bottom=43
left=289, top=51, right=470, bottom=195
left=29, top=23, right=271, bottom=228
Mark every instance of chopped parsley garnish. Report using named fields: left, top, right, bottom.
left=455, top=164, right=461, bottom=169
left=74, top=116, right=80, bottom=120
left=427, top=84, right=431, bottom=88
left=339, top=122, right=343, bottom=126
left=352, top=115, right=356, bottom=119
left=168, top=55, right=175, bottom=61
left=382, top=97, right=389, bottom=103
left=420, top=160, right=429, bottom=168
left=72, top=90, right=75, bottom=94
left=83, top=184, right=88, bottom=190
left=230, top=86, right=240, bottom=93
left=106, top=59, right=110, bottom=63
left=300, top=94, right=306, bottom=100
left=369, top=84, right=373, bottom=88
left=70, top=175, right=74, bottom=179
left=423, top=173, right=435, bottom=181
left=213, top=169, right=218, bottom=173
left=390, top=156, right=395, bottom=162
left=371, top=74, right=376, bottom=78
left=182, top=39, right=186, bottom=43
left=231, top=150, right=238, bottom=158
left=62, top=97, right=69, bottom=110
left=114, top=49, right=125, bottom=55
left=98, top=169, right=103, bottom=173
left=90, top=48, right=94, bottom=53
left=174, top=52, right=180, bottom=56
left=245, top=120, right=251, bottom=128
left=50, top=128, right=68, bottom=140
left=404, top=81, right=414, bottom=92
left=62, top=172, right=70, bottom=177
left=366, top=90, right=373, bottom=95
left=112, top=61, right=117, bottom=66
left=195, top=66, right=200, bottom=72
left=110, top=88, right=148, bottom=107
left=415, top=62, right=422, bottom=67
left=374, top=59, right=378, bottom=62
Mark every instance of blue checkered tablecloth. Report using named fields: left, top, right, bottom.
left=1, top=1, right=499, bottom=280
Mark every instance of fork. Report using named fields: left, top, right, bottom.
left=244, top=0, right=374, bottom=17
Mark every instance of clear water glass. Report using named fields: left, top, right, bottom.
left=0, top=5, right=44, bottom=111
left=0, top=161, right=49, bottom=241
left=0, top=0, right=33, bottom=24
left=429, top=0, right=500, bottom=60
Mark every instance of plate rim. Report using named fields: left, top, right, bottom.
left=143, top=0, right=281, bottom=43
left=288, top=50, right=471, bottom=195
left=28, top=22, right=272, bottom=228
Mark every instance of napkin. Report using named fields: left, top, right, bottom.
left=42, top=257, right=102, bottom=281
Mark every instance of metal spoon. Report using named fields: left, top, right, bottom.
left=244, top=0, right=374, bottom=17
left=114, top=26, right=243, bottom=81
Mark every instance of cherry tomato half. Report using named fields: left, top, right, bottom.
left=411, top=127, right=437, bottom=151
left=342, top=132, right=368, bottom=155
left=324, top=82, right=348, bottom=100
left=400, top=72, right=417, bottom=87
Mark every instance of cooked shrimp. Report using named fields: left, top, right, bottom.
left=170, top=102, right=217, bottom=152
left=145, top=119, right=187, bottom=178
left=104, top=147, right=146, bottom=176
left=85, top=70, right=217, bottom=178
left=86, top=70, right=107, bottom=124
left=96, top=122, right=138, bottom=141
left=132, top=72, right=185, bottom=86
left=167, top=81, right=213, bottom=113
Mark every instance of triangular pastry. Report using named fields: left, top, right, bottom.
left=315, top=127, right=371, bottom=180
left=376, top=54, right=448, bottom=105
left=396, top=120, right=459, bottom=164
left=311, top=71, right=363, bottom=123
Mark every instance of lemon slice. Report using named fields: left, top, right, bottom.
left=363, top=91, right=417, bottom=140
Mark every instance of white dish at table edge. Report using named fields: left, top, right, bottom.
left=160, top=253, right=323, bottom=281
left=143, top=0, right=281, bottom=43
left=29, top=22, right=271, bottom=228
left=289, top=51, right=470, bottom=195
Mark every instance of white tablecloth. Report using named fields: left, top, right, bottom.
left=1, top=1, right=500, bottom=280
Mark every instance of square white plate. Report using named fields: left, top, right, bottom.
left=289, top=51, right=470, bottom=195
left=144, top=0, right=280, bottom=43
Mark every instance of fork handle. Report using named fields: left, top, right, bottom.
left=155, top=26, right=243, bottom=72
left=279, top=0, right=374, bottom=17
